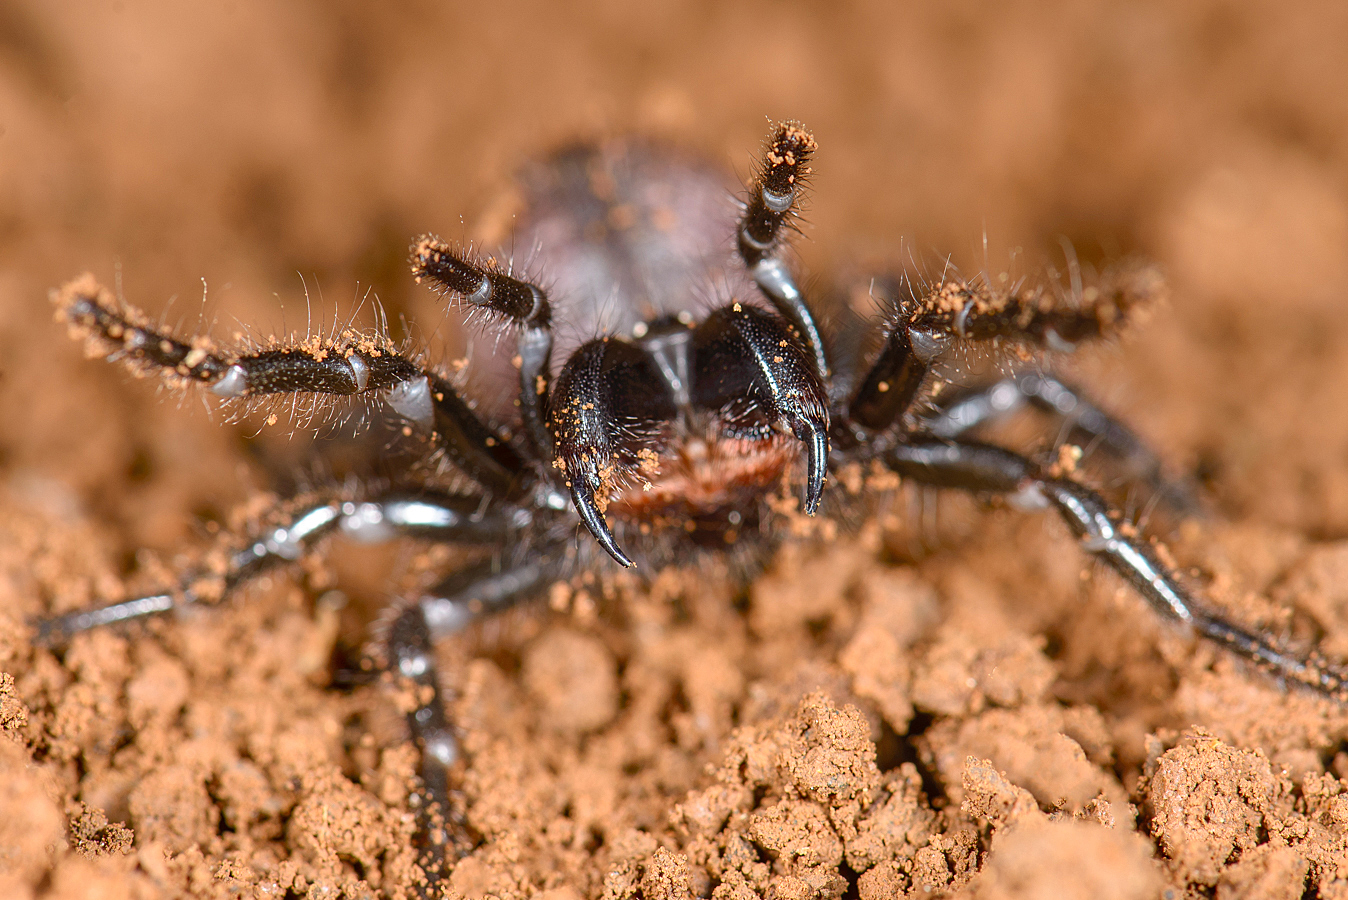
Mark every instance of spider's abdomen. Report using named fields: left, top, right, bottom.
left=509, top=140, right=756, bottom=342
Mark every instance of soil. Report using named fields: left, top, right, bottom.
left=3, top=2, right=1348, bottom=899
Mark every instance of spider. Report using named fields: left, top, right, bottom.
left=36, top=121, right=1348, bottom=882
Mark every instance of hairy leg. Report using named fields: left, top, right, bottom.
left=735, top=122, right=829, bottom=378
left=843, top=262, right=1164, bottom=439
left=55, top=275, right=534, bottom=499
left=411, top=236, right=556, bottom=463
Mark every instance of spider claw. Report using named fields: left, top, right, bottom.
left=570, top=480, right=634, bottom=568
left=793, top=416, right=828, bottom=516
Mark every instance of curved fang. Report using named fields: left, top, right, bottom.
left=570, top=479, right=635, bottom=568
left=793, top=416, right=828, bottom=516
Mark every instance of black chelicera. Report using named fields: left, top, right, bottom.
left=38, top=122, right=1348, bottom=880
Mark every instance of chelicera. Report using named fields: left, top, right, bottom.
left=37, top=121, right=1348, bottom=881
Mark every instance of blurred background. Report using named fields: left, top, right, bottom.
left=1, top=0, right=1346, bottom=555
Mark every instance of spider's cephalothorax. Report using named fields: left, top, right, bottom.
left=411, top=126, right=831, bottom=566
left=39, top=122, right=1348, bottom=882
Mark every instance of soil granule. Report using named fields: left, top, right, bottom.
left=3, top=3, right=1348, bottom=899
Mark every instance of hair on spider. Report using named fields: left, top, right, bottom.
left=412, top=237, right=546, bottom=334
left=737, top=120, right=816, bottom=247
left=55, top=273, right=426, bottom=445
left=36, top=119, right=1348, bottom=887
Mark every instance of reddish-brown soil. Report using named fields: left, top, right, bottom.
left=3, top=3, right=1348, bottom=899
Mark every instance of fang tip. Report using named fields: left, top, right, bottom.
left=571, top=480, right=634, bottom=568
left=794, top=417, right=828, bottom=516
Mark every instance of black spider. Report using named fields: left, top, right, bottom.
left=37, top=121, right=1348, bottom=882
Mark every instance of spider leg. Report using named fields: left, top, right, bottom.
left=54, top=276, right=531, bottom=500
left=737, top=122, right=829, bottom=378
left=883, top=436, right=1348, bottom=702
left=412, top=237, right=556, bottom=463
left=921, top=373, right=1204, bottom=516
left=843, top=262, right=1164, bottom=436
left=385, top=552, right=563, bottom=883
left=32, top=491, right=514, bottom=644
left=844, top=307, right=945, bottom=436
left=33, top=491, right=551, bottom=885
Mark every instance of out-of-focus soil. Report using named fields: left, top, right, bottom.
left=3, top=2, right=1348, bottom=899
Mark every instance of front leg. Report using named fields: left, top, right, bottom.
left=842, top=262, right=1165, bottom=439
left=410, top=237, right=557, bottom=463
left=55, top=275, right=532, bottom=500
